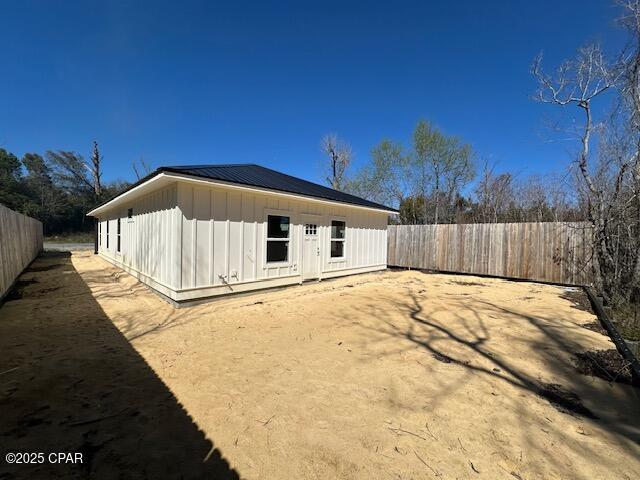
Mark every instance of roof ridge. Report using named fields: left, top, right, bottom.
left=167, top=163, right=258, bottom=169
left=250, top=164, right=330, bottom=186
left=252, top=164, right=370, bottom=198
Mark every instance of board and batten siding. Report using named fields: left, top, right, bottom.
left=97, top=184, right=180, bottom=296
left=96, top=180, right=388, bottom=302
left=0, top=204, right=43, bottom=301
left=176, top=183, right=388, bottom=297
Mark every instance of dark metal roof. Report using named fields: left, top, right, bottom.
left=158, top=164, right=396, bottom=212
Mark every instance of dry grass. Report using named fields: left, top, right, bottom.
left=1, top=251, right=639, bottom=479
left=611, top=304, right=640, bottom=341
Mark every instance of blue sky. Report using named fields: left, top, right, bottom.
left=0, top=0, right=626, bottom=185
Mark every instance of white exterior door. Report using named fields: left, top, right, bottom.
left=302, top=223, right=320, bottom=280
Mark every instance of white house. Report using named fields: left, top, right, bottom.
left=87, top=164, right=396, bottom=305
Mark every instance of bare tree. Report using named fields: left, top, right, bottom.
left=89, top=141, right=103, bottom=198
left=46, top=150, right=94, bottom=194
left=474, top=160, right=515, bottom=223
left=132, top=156, right=152, bottom=180
left=47, top=143, right=104, bottom=201
left=533, top=41, right=633, bottom=303
left=321, top=134, right=352, bottom=190
left=517, top=176, right=548, bottom=222
left=617, top=1, right=640, bottom=297
left=543, top=172, right=579, bottom=222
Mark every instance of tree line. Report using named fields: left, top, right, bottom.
left=0, top=144, right=133, bottom=234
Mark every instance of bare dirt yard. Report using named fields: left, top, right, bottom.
left=1, top=251, right=639, bottom=479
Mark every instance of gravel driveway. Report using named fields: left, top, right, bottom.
left=43, top=242, right=94, bottom=252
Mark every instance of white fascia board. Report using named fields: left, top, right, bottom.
left=86, top=173, right=172, bottom=216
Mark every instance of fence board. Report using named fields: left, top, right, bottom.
left=387, top=222, right=593, bottom=285
left=0, top=204, right=43, bottom=300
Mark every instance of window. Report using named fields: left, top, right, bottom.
left=266, top=215, right=290, bottom=263
left=98, top=222, right=101, bottom=246
left=330, top=220, right=346, bottom=258
left=106, top=220, right=109, bottom=248
left=304, top=223, right=317, bottom=235
left=127, top=208, right=133, bottom=219
left=116, top=218, right=121, bottom=252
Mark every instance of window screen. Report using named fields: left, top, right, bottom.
left=266, top=215, right=290, bottom=262
left=267, top=240, right=288, bottom=262
left=117, top=218, right=121, bottom=252
left=331, top=220, right=346, bottom=258
left=267, top=215, right=290, bottom=238
left=331, top=240, right=344, bottom=258
left=331, top=220, right=345, bottom=239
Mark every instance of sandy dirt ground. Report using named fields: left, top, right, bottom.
left=1, top=251, right=639, bottom=480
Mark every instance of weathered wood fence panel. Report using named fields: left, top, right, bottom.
left=387, top=222, right=593, bottom=285
left=0, top=204, right=43, bottom=300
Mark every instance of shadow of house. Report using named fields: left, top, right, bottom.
left=0, top=252, right=239, bottom=479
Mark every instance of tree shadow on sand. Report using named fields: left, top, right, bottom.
left=360, top=288, right=640, bottom=446
left=0, top=252, right=239, bottom=479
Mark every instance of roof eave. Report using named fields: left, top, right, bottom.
left=86, top=170, right=166, bottom=216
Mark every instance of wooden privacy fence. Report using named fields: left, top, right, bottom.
left=0, top=204, right=43, bottom=300
left=387, top=222, right=594, bottom=286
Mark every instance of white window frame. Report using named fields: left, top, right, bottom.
left=116, top=217, right=122, bottom=254
left=328, top=216, right=347, bottom=262
left=263, top=209, right=293, bottom=268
